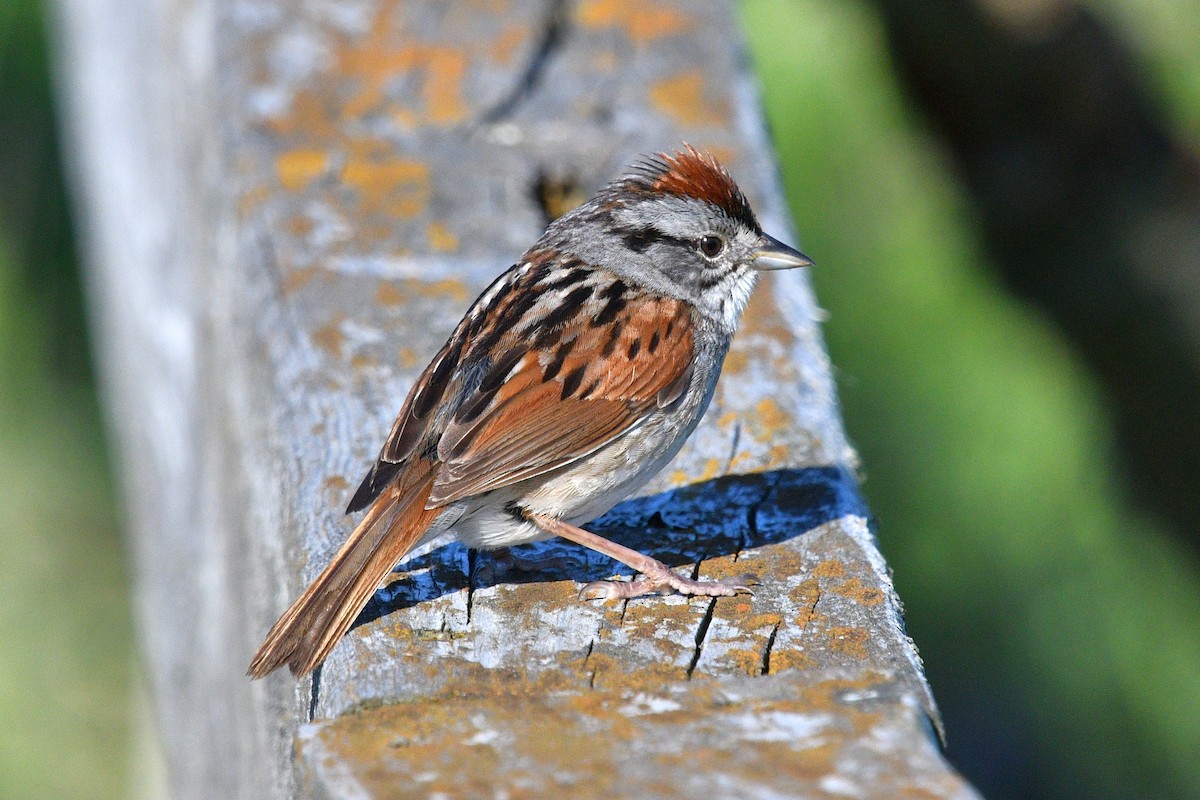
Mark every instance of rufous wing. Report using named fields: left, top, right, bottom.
left=430, top=288, right=695, bottom=505
left=349, top=264, right=697, bottom=513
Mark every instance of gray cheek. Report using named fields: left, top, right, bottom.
left=655, top=251, right=701, bottom=282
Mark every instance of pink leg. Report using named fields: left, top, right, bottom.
left=526, top=512, right=758, bottom=601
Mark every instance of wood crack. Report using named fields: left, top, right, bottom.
left=255, top=222, right=306, bottom=349
left=308, top=666, right=322, bottom=722
left=583, top=637, right=596, bottom=689
left=480, top=0, right=569, bottom=123
left=724, top=421, right=742, bottom=476
left=796, top=584, right=822, bottom=635
left=760, top=621, right=781, bottom=676
left=686, top=596, right=717, bottom=680
left=465, top=549, right=477, bottom=626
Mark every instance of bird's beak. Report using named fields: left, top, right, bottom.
left=753, top=234, right=814, bottom=271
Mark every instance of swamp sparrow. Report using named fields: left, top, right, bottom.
left=249, top=146, right=812, bottom=678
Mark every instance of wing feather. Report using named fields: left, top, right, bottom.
left=430, top=288, right=695, bottom=504
left=348, top=262, right=696, bottom=514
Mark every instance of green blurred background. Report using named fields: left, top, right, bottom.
left=1, top=0, right=1197, bottom=798
left=0, top=1, right=134, bottom=799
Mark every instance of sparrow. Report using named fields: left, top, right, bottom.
left=249, top=145, right=812, bottom=678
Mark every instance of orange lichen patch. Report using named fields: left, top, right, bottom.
left=350, top=353, right=378, bottom=371
left=728, top=452, right=754, bottom=472
left=797, top=673, right=892, bottom=723
left=489, top=580, right=579, bottom=618
left=620, top=602, right=705, bottom=643
left=276, top=148, right=329, bottom=191
left=827, top=626, right=870, bottom=659
left=763, top=546, right=807, bottom=576
left=409, top=45, right=470, bottom=124
left=487, top=24, right=530, bottom=64
left=389, top=106, right=421, bottom=132
left=576, top=0, right=690, bottom=45
left=426, top=277, right=466, bottom=299
left=237, top=185, right=271, bottom=218
left=754, top=398, right=790, bottom=440
left=299, top=664, right=958, bottom=797
left=768, top=648, right=816, bottom=672
left=649, top=71, right=729, bottom=126
left=561, top=693, right=637, bottom=740
left=341, top=156, right=429, bottom=217
left=427, top=221, right=459, bottom=252
left=706, top=145, right=739, bottom=168
left=834, top=577, right=886, bottom=607
left=776, top=740, right=841, bottom=777
left=813, top=560, right=846, bottom=579
left=397, top=347, right=421, bottom=369
left=766, top=443, right=789, bottom=467
left=282, top=265, right=320, bottom=295
left=734, top=612, right=784, bottom=633
left=720, top=648, right=765, bottom=676
left=284, top=215, right=314, bottom=237
left=337, top=5, right=471, bottom=125
left=702, top=558, right=759, bottom=590
left=362, top=224, right=401, bottom=243
left=262, top=89, right=339, bottom=139
left=311, top=314, right=347, bottom=358
left=587, top=652, right=689, bottom=692
left=791, top=578, right=822, bottom=631
left=323, top=475, right=350, bottom=493
left=376, top=617, right=418, bottom=646
left=374, top=280, right=407, bottom=306
left=345, top=134, right=396, bottom=160
left=656, top=741, right=840, bottom=786
left=666, top=456, right=724, bottom=487
left=553, top=648, right=594, bottom=677
left=720, top=348, right=748, bottom=376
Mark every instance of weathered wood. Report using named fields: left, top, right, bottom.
left=56, top=0, right=979, bottom=797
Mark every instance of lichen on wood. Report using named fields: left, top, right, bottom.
left=57, top=0, right=979, bottom=797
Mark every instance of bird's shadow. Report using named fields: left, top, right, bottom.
left=349, top=465, right=865, bottom=632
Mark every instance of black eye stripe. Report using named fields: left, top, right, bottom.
left=615, top=225, right=692, bottom=254
left=621, top=227, right=656, bottom=253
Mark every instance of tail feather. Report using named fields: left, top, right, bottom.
left=248, top=464, right=439, bottom=679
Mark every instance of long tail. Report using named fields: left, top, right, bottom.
left=248, top=464, right=439, bottom=679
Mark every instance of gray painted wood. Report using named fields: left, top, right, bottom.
left=56, top=0, right=980, bottom=797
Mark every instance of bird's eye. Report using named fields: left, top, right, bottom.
left=699, top=234, right=725, bottom=258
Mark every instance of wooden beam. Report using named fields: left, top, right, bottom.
left=55, top=0, right=978, bottom=796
